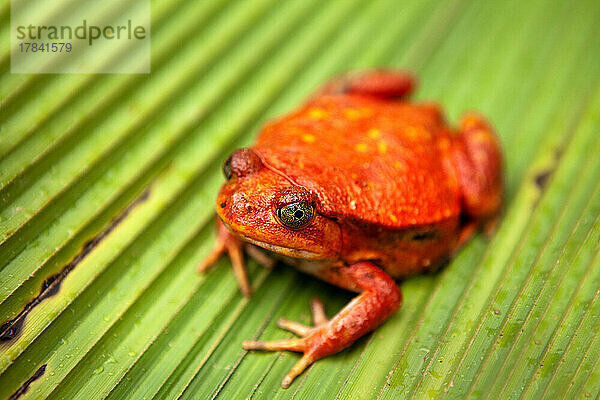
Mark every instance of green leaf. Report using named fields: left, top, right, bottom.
left=1, top=0, right=599, bottom=398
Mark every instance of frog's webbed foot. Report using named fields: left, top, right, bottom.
left=243, top=262, right=402, bottom=388
left=243, top=298, right=329, bottom=388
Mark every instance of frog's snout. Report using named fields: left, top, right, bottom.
left=222, top=148, right=264, bottom=180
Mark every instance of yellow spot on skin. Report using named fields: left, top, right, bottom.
left=355, top=143, right=368, bottom=152
left=405, top=126, right=431, bottom=140
left=308, top=108, right=329, bottom=119
left=377, top=141, right=387, bottom=154
left=462, top=115, right=480, bottom=130
left=351, top=173, right=358, bottom=180
left=367, top=128, right=380, bottom=139
left=472, top=129, right=494, bottom=143
left=301, top=134, right=316, bottom=143
left=390, top=215, right=398, bottom=223
left=394, top=161, right=407, bottom=171
left=344, top=107, right=372, bottom=120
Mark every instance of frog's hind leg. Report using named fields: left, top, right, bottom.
left=453, top=113, right=504, bottom=242
left=316, top=69, right=416, bottom=100
left=243, top=261, right=402, bottom=388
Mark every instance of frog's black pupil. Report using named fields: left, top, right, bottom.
left=276, top=202, right=315, bottom=230
left=222, top=156, right=233, bottom=180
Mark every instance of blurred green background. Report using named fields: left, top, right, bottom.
left=1, top=0, right=599, bottom=398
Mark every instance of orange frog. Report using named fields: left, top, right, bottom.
left=198, top=70, right=503, bottom=388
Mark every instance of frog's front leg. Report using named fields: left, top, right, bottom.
left=243, top=261, right=402, bottom=388
left=197, top=218, right=276, bottom=297
left=197, top=218, right=252, bottom=296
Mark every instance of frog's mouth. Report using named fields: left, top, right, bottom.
left=238, top=234, right=323, bottom=260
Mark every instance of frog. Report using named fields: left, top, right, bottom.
left=197, top=70, right=503, bottom=388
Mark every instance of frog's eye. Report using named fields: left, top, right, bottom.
left=276, top=202, right=315, bottom=230
left=222, top=155, right=233, bottom=180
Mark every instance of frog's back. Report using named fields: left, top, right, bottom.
left=255, top=95, right=462, bottom=228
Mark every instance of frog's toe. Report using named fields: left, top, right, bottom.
left=242, top=338, right=315, bottom=388
left=276, top=297, right=329, bottom=337
left=243, top=337, right=305, bottom=352
left=228, top=242, right=252, bottom=297
left=242, top=298, right=331, bottom=387
left=196, top=239, right=226, bottom=273
left=309, top=297, right=328, bottom=326
left=277, top=318, right=314, bottom=337
left=283, top=355, right=315, bottom=388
